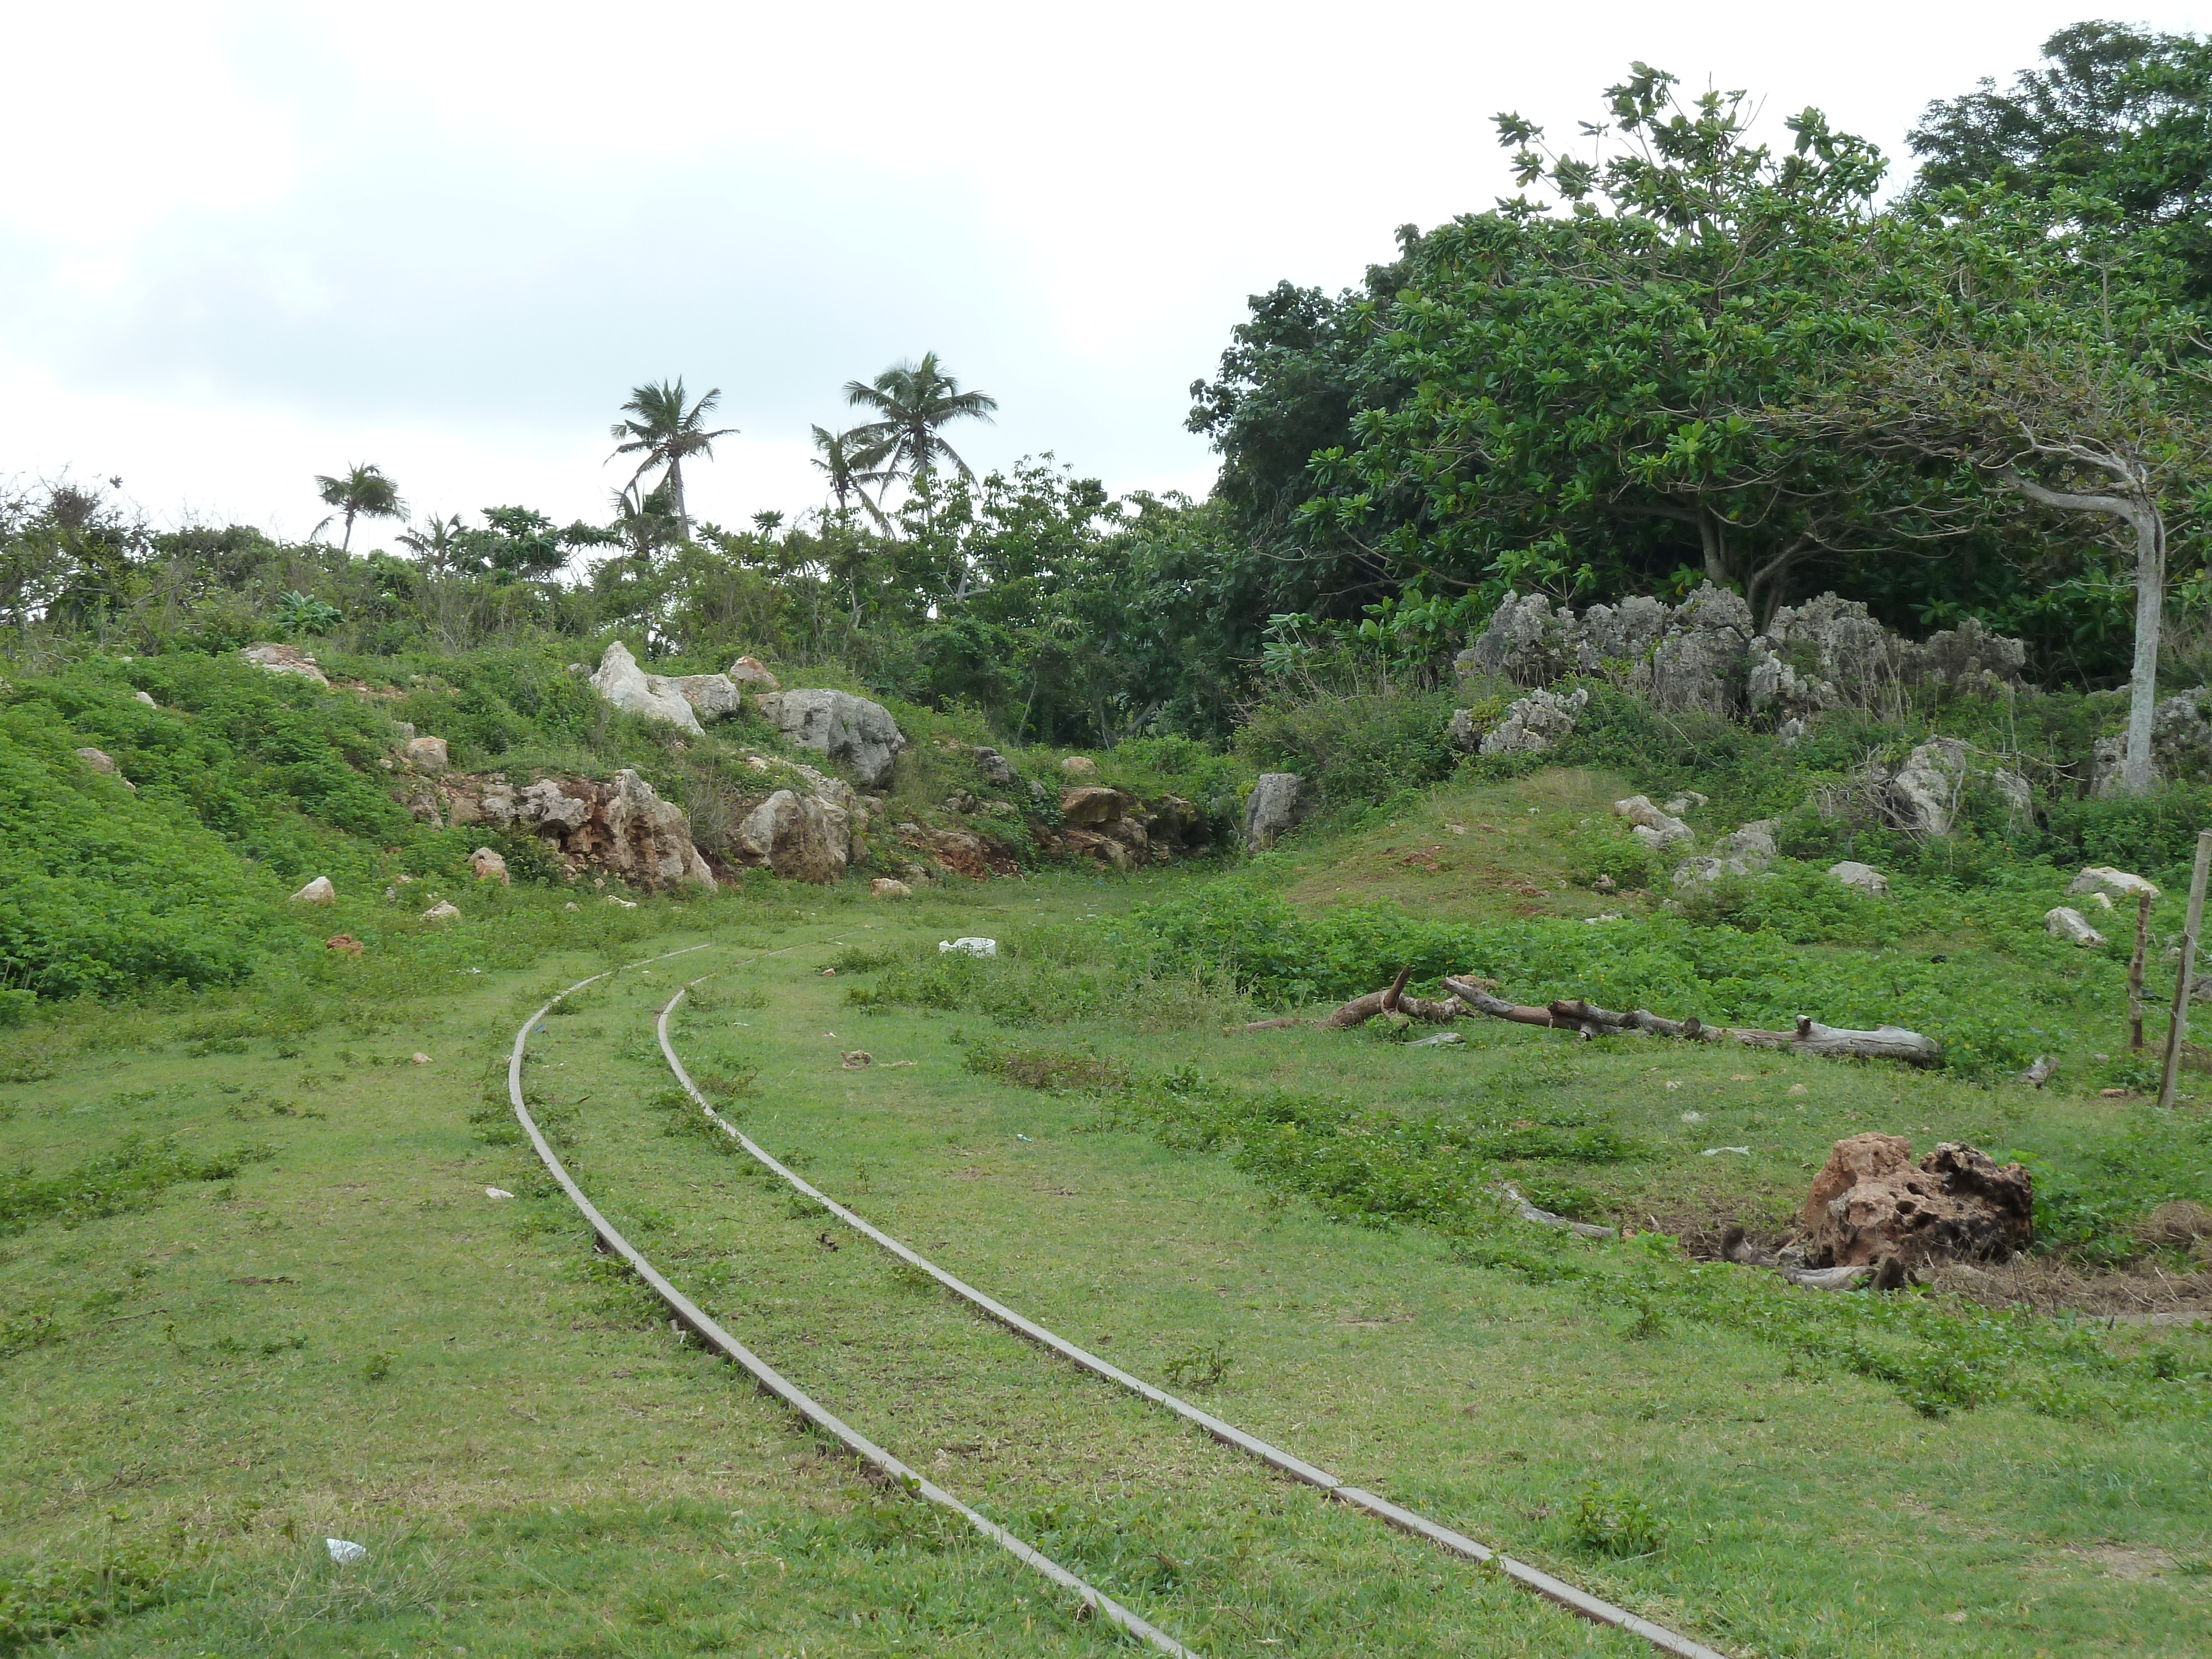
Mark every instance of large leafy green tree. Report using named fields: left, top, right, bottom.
left=609, top=380, right=735, bottom=542
left=1908, top=21, right=2212, bottom=303
left=844, top=352, right=998, bottom=488
left=312, top=463, right=405, bottom=553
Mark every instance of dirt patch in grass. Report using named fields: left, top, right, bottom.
left=963, top=1044, right=1129, bottom=1094
left=1926, top=1256, right=2212, bottom=1318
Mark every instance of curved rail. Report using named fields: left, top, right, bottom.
left=508, top=944, right=1197, bottom=1657
left=660, top=978, right=1728, bottom=1659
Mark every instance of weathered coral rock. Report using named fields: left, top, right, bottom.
left=398, top=767, right=714, bottom=893
left=728, top=655, right=780, bottom=690
left=1243, top=773, right=1311, bottom=853
left=422, top=900, right=462, bottom=922
left=754, top=689, right=906, bottom=789
left=1643, top=584, right=1755, bottom=714
left=1828, top=860, right=1889, bottom=894
left=589, top=640, right=703, bottom=735
left=2044, top=906, right=2106, bottom=947
left=1445, top=707, right=1484, bottom=752
left=973, top=745, right=1017, bottom=786
left=671, top=673, right=745, bottom=721
left=2069, top=865, right=2160, bottom=902
left=241, top=642, right=329, bottom=686
left=74, top=747, right=132, bottom=790
left=471, top=846, right=510, bottom=884
left=732, top=790, right=849, bottom=884
left=1061, top=755, right=1099, bottom=780
left=870, top=877, right=913, bottom=898
left=1479, top=686, right=1588, bottom=755
left=1060, top=786, right=1134, bottom=827
left=1614, top=795, right=1693, bottom=846
left=403, top=735, right=450, bottom=773
left=1675, top=819, right=1778, bottom=888
left=290, top=876, right=336, bottom=905
left=1802, top=1133, right=2032, bottom=1267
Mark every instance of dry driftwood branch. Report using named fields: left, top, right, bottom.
left=1501, top=1182, right=1617, bottom=1239
left=1442, top=979, right=1940, bottom=1066
left=2020, top=1055, right=2058, bottom=1088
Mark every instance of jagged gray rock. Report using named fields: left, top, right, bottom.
left=241, top=642, right=329, bottom=686
left=1445, top=707, right=1484, bottom=752
left=973, top=745, right=1017, bottom=786
left=754, top=689, right=906, bottom=789
left=590, top=640, right=703, bottom=735
left=2152, top=688, right=2211, bottom=783
left=1613, top=795, right=1693, bottom=847
left=1829, top=860, right=1889, bottom=894
left=1479, top=686, right=1588, bottom=755
left=1244, top=773, right=1311, bottom=853
left=2044, top=906, right=2106, bottom=947
left=2068, top=866, right=2159, bottom=902
left=1674, top=819, right=1778, bottom=888
left=1880, top=738, right=2033, bottom=836
left=733, top=790, right=850, bottom=884
left=671, top=673, right=746, bottom=721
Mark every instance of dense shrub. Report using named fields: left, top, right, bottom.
left=1233, top=684, right=1463, bottom=807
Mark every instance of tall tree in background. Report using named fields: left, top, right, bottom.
left=313, top=464, right=405, bottom=553
left=809, top=425, right=894, bottom=530
left=844, top=352, right=998, bottom=487
left=609, top=380, right=735, bottom=543
left=1908, top=21, right=2212, bottom=303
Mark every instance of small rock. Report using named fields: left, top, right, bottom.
left=1613, top=795, right=1693, bottom=845
left=484, top=1187, right=514, bottom=1200
left=243, top=643, right=328, bottom=686
left=325, top=932, right=365, bottom=956
left=564, top=901, right=580, bottom=912
left=2088, top=890, right=2114, bottom=910
left=840, top=1050, right=873, bottom=1069
left=422, top=900, right=461, bottom=922
left=1407, top=1030, right=1464, bottom=1047
left=870, top=878, right=913, bottom=898
left=290, top=876, right=337, bottom=906
left=1061, top=755, right=1099, bottom=779
left=2068, top=865, right=2161, bottom=902
left=727, top=654, right=780, bottom=690
left=973, top=745, right=1016, bottom=786
left=939, top=937, right=998, bottom=957
left=1680, top=1110, right=1703, bottom=1123
left=605, top=896, right=638, bottom=908
left=2044, top=906, right=2106, bottom=947
left=134, top=689, right=156, bottom=706
left=410, top=1051, right=430, bottom=1065
left=1662, top=791, right=1708, bottom=816
left=325, top=1539, right=369, bottom=1566
left=403, top=735, right=450, bottom=774
left=75, top=745, right=129, bottom=787
left=1828, top=860, right=1889, bottom=895
left=1788, top=1083, right=1809, bottom=1096
left=470, top=846, right=510, bottom=884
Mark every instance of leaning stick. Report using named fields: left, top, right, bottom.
left=2159, top=829, right=2212, bottom=1110
left=2129, top=890, right=2152, bottom=1051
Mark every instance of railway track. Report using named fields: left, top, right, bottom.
left=653, top=959, right=1728, bottom=1659
left=508, top=933, right=1728, bottom=1656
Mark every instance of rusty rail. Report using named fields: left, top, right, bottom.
left=509, top=945, right=1196, bottom=1657
left=659, top=977, right=1728, bottom=1659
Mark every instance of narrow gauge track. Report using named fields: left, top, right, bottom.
left=507, top=943, right=1198, bottom=1657
left=658, top=971, right=1729, bottom=1659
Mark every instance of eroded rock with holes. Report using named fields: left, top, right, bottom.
left=403, top=735, right=449, bottom=774
left=1445, top=707, right=1485, bottom=752
left=1802, top=1133, right=2032, bottom=1267
left=728, top=655, right=780, bottom=691
left=398, top=766, right=714, bottom=892
left=732, top=790, right=849, bottom=884
left=1479, top=686, right=1588, bottom=755
left=470, top=847, right=509, bottom=884
left=754, top=688, right=905, bottom=789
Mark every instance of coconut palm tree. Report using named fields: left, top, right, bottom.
left=843, top=352, right=998, bottom=486
left=609, top=479, right=680, bottom=563
left=397, top=512, right=466, bottom=575
left=809, top=425, right=895, bottom=530
left=608, top=380, right=735, bottom=542
left=312, top=464, right=405, bottom=552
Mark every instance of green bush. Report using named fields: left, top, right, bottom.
left=1233, top=684, right=1463, bottom=807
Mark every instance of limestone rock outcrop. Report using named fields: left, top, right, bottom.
left=1614, top=795, right=1693, bottom=847
left=1675, top=819, right=1778, bottom=888
left=399, top=766, right=715, bottom=892
left=733, top=790, right=850, bottom=884
left=754, top=688, right=906, bottom=789
left=1802, top=1133, right=2032, bottom=1267
left=728, top=655, right=780, bottom=690
left=1879, top=738, right=2033, bottom=837
left=671, top=674, right=747, bottom=721
left=1828, top=860, right=1889, bottom=894
left=2044, top=906, right=2106, bottom=947
left=1479, top=686, right=1588, bottom=755
left=403, top=735, right=450, bottom=773
left=1244, top=773, right=1311, bottom=853
left=2068, top=866, right=2159, bottom=902
left=242, top=642, right=329, bottom=686
left=589, top=640, right=703, bottom=735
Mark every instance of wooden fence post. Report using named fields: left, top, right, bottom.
left=2157, top=830, right=2212, bottom=1109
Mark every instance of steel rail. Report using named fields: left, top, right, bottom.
left=508, top=943, right=1197, bottom=1657
left=660, top=976, right=1729, bottom=1659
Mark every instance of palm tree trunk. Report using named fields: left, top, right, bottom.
left=341, top=509, right=356, bottom=554
left=670, top=461, right=690, bottom=544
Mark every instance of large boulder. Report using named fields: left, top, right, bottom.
left=401, top=766, right=714, bottom=893
left=1479, top=686, right=1588, bottom=755
left=2069, top=866, right=2159, bottom=903
left=728, top=655, right=780, bottom=690
left=1613, top=795, right=1692, bottom=847
left=403, top=735, right=450, bottom=774
left=733, top=790, right=849, bottom=884
left=1828, top=860, right=1890, bottom=895
left=1802, top=1134, right=2032, bottom=1268
left=2044, top=905, right=2106, bottom=947
left=241, top=642, right=328, bottom=686
left=754, top=689, right=906, bottom=789
left=671, top=673, right=746, bottom=721
left=1879, top=738, right=2031, bottom=837
left=1640, top=583, right=1754, bottom=714
left=600, top=769, right=717, bottom=890
left=1060, top=786, right=1133, bottom=827
left=1243, top=773, right=1311, bottom=853
left=590, top=640, right=703, bottom=735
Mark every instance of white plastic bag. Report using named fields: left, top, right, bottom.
left=326, top=1538, right=368, bottom=1565
left=938, top=937, right=998, bottom=957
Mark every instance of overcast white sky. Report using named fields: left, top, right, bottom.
left=2, top=2, right=2204, bottom=546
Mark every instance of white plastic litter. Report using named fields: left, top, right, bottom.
left=1679, top=1110, right=1703, bottom=1123
left=1701, top=1146, right=1752, bottom=1157
left=485, top=1186, right=514, bottom=1199
left=939, top=937, right=998, bottom=957
left=1015, top=1133, right=1033, bottom=1141
left=325, top=1538, right=368, bottom=1565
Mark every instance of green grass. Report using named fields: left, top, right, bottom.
left=3, top=773, right=2210, bottom=1655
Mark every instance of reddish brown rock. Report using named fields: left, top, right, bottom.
left=1802, top=1132, right=2032, bottom=1267
left=1058, top=785, right=1132, bottom=826
left=325, top=933, right=366, bottom=956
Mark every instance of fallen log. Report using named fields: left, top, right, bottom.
left=1319, top=966, right=1463, bottom=1028
left=1442, top=978, right=1940, bottom=1067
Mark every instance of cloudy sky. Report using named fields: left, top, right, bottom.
left=2, top=3, right=2202, bottom=545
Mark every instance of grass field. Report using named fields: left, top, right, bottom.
left=4, top=770, right=2210, bottom=1656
